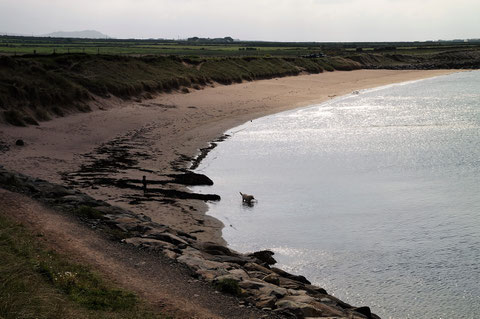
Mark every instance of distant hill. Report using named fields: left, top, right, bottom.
left=43, top=30, right=111, bottom=39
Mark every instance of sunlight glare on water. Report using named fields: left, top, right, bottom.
left=193, top=71, right=480, bottom=319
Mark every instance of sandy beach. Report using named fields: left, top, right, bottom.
left=0, top=69, right=457, bottom=244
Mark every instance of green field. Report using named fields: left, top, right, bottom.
left=0, top=36, right=326, bottom=56
left=2, top=35, right=480, bottom=57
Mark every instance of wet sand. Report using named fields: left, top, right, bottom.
left=0, top=69, right=457, bottom=244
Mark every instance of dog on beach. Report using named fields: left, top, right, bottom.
left=240, top=192, right=255, bottom=204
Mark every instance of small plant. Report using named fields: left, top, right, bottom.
left=51, top=106, right=65, bottom=117
left=3, top=109, right=25, bottom=126
left=36, top=260, right=137, bottom=311
left=23, top=115, right=39, bottom=125
left=214, top=278, right=241, bottom=296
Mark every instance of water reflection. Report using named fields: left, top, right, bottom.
left=194, top=71, right=480, bottom=319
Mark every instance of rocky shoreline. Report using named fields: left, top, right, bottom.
left=0, top=165, right=380, bottom=319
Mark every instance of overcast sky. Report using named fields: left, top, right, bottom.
left=1, top=0, right=478, bottom=42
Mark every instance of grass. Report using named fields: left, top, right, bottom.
left=1, top=35, right=479, bottom=57
left=0, top=213, right=168, bottom=319
left=0, top=53, right=363, bottom=126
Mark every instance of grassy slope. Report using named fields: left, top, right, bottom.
left=1, top=48, right=479, bottom=126
left=0, top=212, right=167, bottom=319
left=0, top=54, right=362, bottom=126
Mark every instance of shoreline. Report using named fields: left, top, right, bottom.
left=0, top=69, right=463, bottom=318
left=0, top=69, right=458, bottom=246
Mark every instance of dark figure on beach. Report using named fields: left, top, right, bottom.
left=142, top=176, right=147, bottom=193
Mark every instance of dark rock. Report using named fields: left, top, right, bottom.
left=146, top=188, right=221, bottom=201
left=304, top=284, right=328, bottom=296
left=168, top=172, right=214, bottom=186
left=177, top=230, right=197, bottom=241
left=60, top=194, right=89, bottom=203
left=256, top=296, right=277, bottom=309
left=271, top=267, right=311, bottom=285
left=353, top=306, right=373, bottom=318
left=274, top=300, right=305, bottom=318
left=128, top=224, right=153, bottom=234
left=15, top=139, right=24, bottom=146
left=199, top=242, right=237, bottom=256
left=238, top=280, right=268, bottom=290
left=95, top=206, right=128, bottom=215
left=125, top=237, right=176, bottom=251
left=278, top=277, right=306, bottom=290
left=262, top=274, right=280, bottom=285
left=250, top=250, right=277, bottom=265
left=210, top=255, right=250, bottom=265
left=145, top=231, right=189, bottom=247
left=243, top=262, right=272, bottom=275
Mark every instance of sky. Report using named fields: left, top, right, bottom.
left=1, top=0, right=479, bottom=42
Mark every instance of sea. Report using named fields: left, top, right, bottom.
left=192, top=71, right=480, bottom=319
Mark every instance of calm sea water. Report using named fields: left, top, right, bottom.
left=192, top=71, right=480, bottom=319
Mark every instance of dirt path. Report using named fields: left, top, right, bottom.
left=0, top=189, right=277, bottom=319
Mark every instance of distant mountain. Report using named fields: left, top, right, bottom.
left=0, top=32, right=29, bottom=36
left=43, top=30, right=111, bottom=39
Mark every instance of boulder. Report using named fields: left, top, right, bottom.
left=210, top=255, right=251, bottom=265
left=15, top=139, right=24, bottom=146
left=95, top=206, right=129, bottom=215
left=45, top=187, right=77, bottom=198
left=238, top=279, right=268, bottom=290
left=259, top=285, right=288, bottom=298
left=249, top=250, right=277, bottom=265
left=168, top=172, right=214, bottom=186
left=256, top=295, right=277, bottom=309
left=196, top=269, right=229, bottom=281
left=177, top=253, right=228, bottom=272
left=198, top=242, right=237, bottom=256
left=274, top=300, right=307, bottom=318
left=176, top=230, right=197, bottom=240
left=276, top=299, right=325, bottom=318
left=263, top=273, right=280, bottom=285
left=213, top=269, right=249, bottom=283
left=271, top=267, right=311, bottom=285
left=110, top=216, right=142, bottom=232
left=278, top=277, right=306, bottom=290
left=304, top=284, right=328, bottom=296
left=238, top=279, right=288, bottom=298
left=228, top=268, right=250, bottom=281
left=353, top=306, right=373, bottom=318
left=144, top=231, right=189, bottom=247
left=243, top=262, right=272, bottom=274
left=125, top=237, right=176, bottom=251
left=163, top=249, right=179, bottom=260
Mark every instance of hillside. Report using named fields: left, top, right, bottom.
left=43, top=30, right=111, bottom=39
left=0, top=48, right=479, bottom=126
left=0, top=54, right=360, bottom=126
